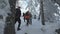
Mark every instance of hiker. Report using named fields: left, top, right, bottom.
left=29, top=12, right=32, bottom=25
left=15, top=7, right=21, bottom=31
left=23, top=13, right=25, bottom=22
left=23, top=11, right=32, bottom=26
left=25, top=11, right=30, bottom=26
left=34, top=15, right=36, bottom=19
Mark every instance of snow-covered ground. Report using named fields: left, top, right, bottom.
left=15, top=17, right=60, bottom=34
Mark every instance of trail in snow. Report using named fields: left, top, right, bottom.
left=15, top=17, right=60, bottom=34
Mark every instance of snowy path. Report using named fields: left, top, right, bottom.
left=15, top=17, right=60, bottom=34
left=15, top=17, right=42, bottom=34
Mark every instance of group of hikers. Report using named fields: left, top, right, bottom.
left=15, top=7, right=32, bottom=31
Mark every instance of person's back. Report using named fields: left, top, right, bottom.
left=25, top=11, right=31, bottom=20
left=15, top=7, right=21, bottom=18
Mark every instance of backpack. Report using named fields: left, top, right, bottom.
left=24, top=15, right=30, bottom=20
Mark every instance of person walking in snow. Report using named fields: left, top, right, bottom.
left=23, top=13, right=25, bottom=22
left=29, top=12, right=32, bottom=25
left=15, top=7, right=21, bottom=31
left=23, top=11, right=31, bottom=26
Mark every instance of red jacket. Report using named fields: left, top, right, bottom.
left=24, top=15, right=30, bottom=20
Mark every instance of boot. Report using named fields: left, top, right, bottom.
left=17, top=27, right=21, bottom=31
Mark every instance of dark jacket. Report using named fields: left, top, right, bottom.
left=15, top=8, right=21, bottom=18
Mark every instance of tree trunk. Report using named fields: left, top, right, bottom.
left=40, top=0, right=45, bottom=25
left=4, top=0, right=16, bottom=34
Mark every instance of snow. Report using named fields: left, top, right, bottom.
left=0, top=15, right=60, bottom=34
left=15, top=17, right=60, bottom=34
left=0, top=20, right=5, bottom=34
left=0, top=0, right=60, bottom=34
left=0, top=8, right=9, bottom=34
left=0, top=9, right=6, bottom=34
left=0, top=0, right=10, bottom=34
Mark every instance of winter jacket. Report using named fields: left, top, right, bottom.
left=24, top=12, right=30, bottom=20
left=15, top=8, right=21, bottom=18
